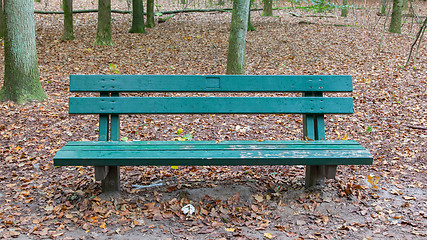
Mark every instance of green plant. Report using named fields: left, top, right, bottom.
left=109, top=63, right=119, bottom=74
left=155, top=4, right=161, bottom=12
left=174, top=128, right=193, bottom=141
left=292, top=0, right=351, bottom=13
left=366, top=126, right=372, bottom=134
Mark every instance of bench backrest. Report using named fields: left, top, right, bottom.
left=69, top=75, right=353, bottom=141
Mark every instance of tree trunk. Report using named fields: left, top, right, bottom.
left=341, top=0, right=348, bottom=17
left=146, top=0, right=155, bottom=28
left=0, top=0, right=46, bottom=104
left=402, top=0, right=408, bottom=11
left=262, top=0, right=273, bottom=16
left=0, top=0, right=5, bottom=38
left=62, top=0, right=74, bottom=41
left=226, top=0, right=250, bottom=75
left=129, top=0, right=145, bottom=33
left=247, top=0, right=255, bottom=31
left=94, top=0, right=114, bottom=46
left=389, top=0, right=402, bottom=33
left=381, top=0, right=387, bottom=14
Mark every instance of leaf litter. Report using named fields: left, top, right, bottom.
left=0, top=0, right=426, bottom=239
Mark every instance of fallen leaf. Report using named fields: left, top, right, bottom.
left=254, top=194, right=264, bottom=203
left=403, top=196, right=416, bottom=200
left=264, top=232, right=275, bottom=239
left=100, top=222, right=106, bottom=229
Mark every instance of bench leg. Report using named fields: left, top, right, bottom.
left=305, top=165, right=325, bottom=187
left=325, top=165, right=337, bottom=179
left=101, top=166, right=120, bottom=192
left=95, top=166, right=109, bottom=181
left=305, top=165, right=337, bottom=187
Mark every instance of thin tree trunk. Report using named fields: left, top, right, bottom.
left=381, top=0, right=387, bottom=14
left=0, top=0, right=46, bottom=104
left=262, top=0, right=273, bottom=16
left=341, top=0, right=348, bottom=17
left=247, top=0, right=255, bottom=31
left=0, top=0, right=5, bottom=38
left=62, top=0, right=74, bottom=40
left=379, top=0, right=392, bottom=51
left=129, top=0, right=145, bottom=33
left=405, top=17, right=427, bottom=66
left=146, top=0, right=155, bottom=28
left=226, top=0, right=250, bottom=75
left=389, top=0, right=403, bottom=33
left=94, top=0, right=114, bottom=46
left=402, top=0, right=408, bottom=11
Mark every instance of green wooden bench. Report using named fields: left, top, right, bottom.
left=54, top=75, right=373, bottom=192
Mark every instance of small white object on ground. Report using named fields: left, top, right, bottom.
left=181, top=204, right=195, bottom=215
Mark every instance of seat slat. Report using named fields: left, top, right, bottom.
left=54, top=149, right=373, bottom=166
left=70, top=75, right=352, bottom=92
left=69, top=97, right=353, bottom=114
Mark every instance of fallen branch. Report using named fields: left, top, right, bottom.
left=407, top=125, right=427, bottom=131
left=306, top=14, right=336, bottom=18
left=289, top=12, right=336, bottom=18
left=376, top=12, right=426, bottom=18
left=297, top=21, right=361, bottom=27
left=132, top=180, right=163, bottom=189
left=158, top=14, right=175, bottom=23
left=34, top=8, right=264, bottom=15
left=34, top=9, right=131, bottom=14
left=289, top=12, right=302, bottom=17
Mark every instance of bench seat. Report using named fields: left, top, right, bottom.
left=54, top=140, right=372, bottom=166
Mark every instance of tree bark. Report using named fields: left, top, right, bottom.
left=226, top=0, right=250, bottom=75
left=129, top=0, right=145, bottom=33
left=146, top=0, right=155, bottom=28
left=94, top=0, right=114, bottom=46
left=341, top=0, right=348, bottom=17
left=0, top=0, right=46, bottom=104
left=262, top=0, right=272, bottom=16
left=389, top=0, right=403, bottom=33
left=62, top=0, right=74, bottom=41
left=0, top=0, right=5, bottom=38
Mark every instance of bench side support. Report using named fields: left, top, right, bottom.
left=315, top=114, right=337, bottom=179
left=95, top=92, right=121, bottom=192
left=304, top=113, right=325, bottom=186
left=95, top=92, right=111, bottom=182
left=303, top=92, right=337, bottom=187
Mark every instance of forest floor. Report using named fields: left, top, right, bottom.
left=0, top=0, right=426, bottom=239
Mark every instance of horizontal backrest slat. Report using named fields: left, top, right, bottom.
left=69, top=97, right=353, bottom=114
left=70, top=75, right=352, bottom=92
